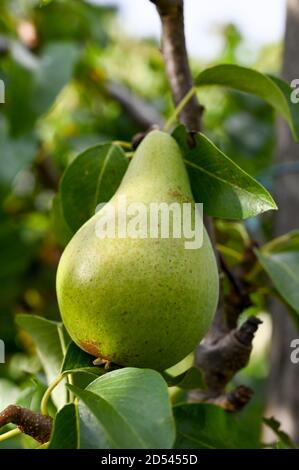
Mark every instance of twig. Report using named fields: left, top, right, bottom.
left=106, top=81, right=164, bottom=129
left=41, top=374, right=65, bottom=416
left=196, top=316, right=262, bottom=392
left=216, top=254, right=252, bottom=332
left=164, top=86, right=197, bottom=131
left=0, top=405, right=52, bottom=444
left=0, top=428, right=21, bottom=443
left=197, top=246, right=261, bottom=395
left=35, top=146, right=60, bottom=190
left=189, top=385, right=253, bottom=412
left=150, top=0, right=203, bottom=131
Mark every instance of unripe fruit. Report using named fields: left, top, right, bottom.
left=56, top=131, right=219, bottom=370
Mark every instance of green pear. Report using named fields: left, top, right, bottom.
left=56, top=130, right=219, bottom=370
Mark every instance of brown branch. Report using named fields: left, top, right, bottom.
left=150, top=0, right=202, bottom=131
left=189, top=385, right=253, bottom=412
left=196, top=247, right=262, bottom=397
left=150, top=0, right=215, bottom=246
left=215, top=254, right=252, bottom=333
left=106, top=81, right=164, bottom=130
left=0, top=405, right=53, bottom=444
left=35, top=153, right=60, bottom=190
left=196, top=316, right=262, bottom=392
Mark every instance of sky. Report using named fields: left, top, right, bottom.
left=94, top=0, right=286, bottom=59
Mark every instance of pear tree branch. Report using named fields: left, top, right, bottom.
left=106, top=81, right=164, bottom=130
left=150, top=0, right=202, bottom=131
left=0, top=405, right=52, bottom=444
left=151, top=0, right=262, bottom=410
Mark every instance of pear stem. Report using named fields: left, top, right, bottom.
left=113, top=141, right=132, bottom=150
left=41, top=374, right=64, bottom=416
left=0, top=428, right=21, bottom=443
left=164, top=86, right=197, bottom=132
left=57, top=324, right=74, bottom=402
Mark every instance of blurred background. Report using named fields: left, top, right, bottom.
left=95, top=0, right=286, bottom=60
left=0, top=0, right=298, bottom=446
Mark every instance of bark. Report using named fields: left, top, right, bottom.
left=266, top=0, right=299, bottom=444
left=150, top=0, right=202, bottom=131
left=0, top=405, right=53, bottom=444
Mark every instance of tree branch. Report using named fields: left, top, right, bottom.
left=196, top=316, right=262, bottom=392
left=189, top=385, right=253, bottom=412
left=0, top=405, right=52, bottom=444
left=150, top=0, right=202, bottom=131
left=194, top=246, right=262, bottom=398
left=106, top=81, right=164, bottom=129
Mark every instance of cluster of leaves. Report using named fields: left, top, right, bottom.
left=0, top=0, right=299, bottom=450
left=2, top=312, right=297, bottom=449
left=3, top=314, right=262, bottom=449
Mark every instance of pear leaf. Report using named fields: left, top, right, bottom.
left=15, top=315, right=67, bottom=409
left=173, top=125, right=277, bottom=219
left=61, top=143, right=128, bottom=232
left=174, top=403, right=259, bottom=449
left=48, top=403, right=80, bottom=449
left=69, top=368, right=175, bottom=449
left=196, top=64, right=299, bottom=140
left=256, top=231, right=299, bottom=315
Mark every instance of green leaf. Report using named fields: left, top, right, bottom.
left=48, top=403, right=79, bottom=449
left=6, top=43, right=79, bottom=135
left=15, top=315, right=67, bottom=408
left=256, top=231, right=299, bottom=314
left=255, top=249, right=299, bottom=314
left=196, top=64, right=299, bottom=140
left=50, top=194, right=73, bottom=247
left=173, top=125, right=276, bottom=219
left=34, top=1, right=108, bottom=44
left=60, top=143, right=128, bottom=232
left=33, top=42, right=79, bottom=117
left=70, top=368, right=175, bottom=449
left=174, top=403, right=259, bottom=449
left=16, top=379, right=57, bottom=416
left=61, top=341, right=106, bottom=377
left=5, top=55, right=36, bottom=135
left=263, top=417, right=297, bottom=449
left=261, top=230, right=299, bottom=253
left=164, top=367, right=205, bottom=390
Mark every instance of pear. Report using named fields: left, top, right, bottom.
left=56, top=130, right=219, bottom=370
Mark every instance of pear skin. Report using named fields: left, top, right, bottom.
left=56, top=131, right=219, bottom=370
